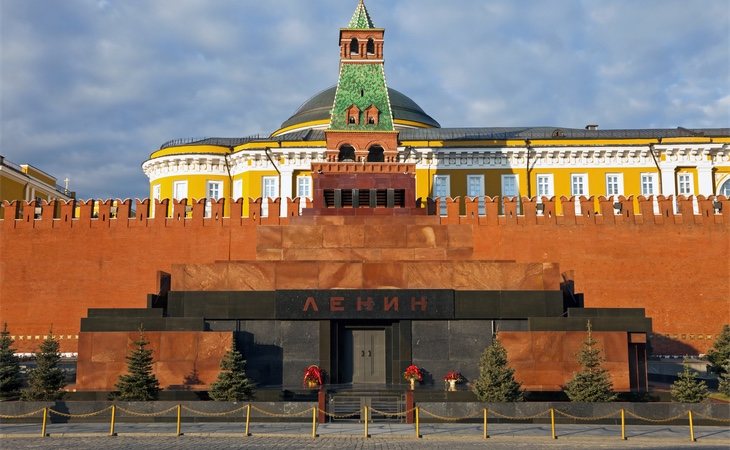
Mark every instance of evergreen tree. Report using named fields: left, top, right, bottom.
left=670, top=362, right=708, bottom=403
left=564, top=322, right=617, bottom=402
left=209, top=347, right=255, bottom=401
left=21, top=330, right=66, bottom=401
left=114, top=332, right=160, bottom=401
left=707, top=324, right=730, bottom=375
left=718, top=360, right=730, bottom=397
left=0, top=323, right=23, bottom=400
left=473, top=334, right=523, bottom=402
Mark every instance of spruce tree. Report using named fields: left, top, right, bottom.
left=564, top=322, right=617, bottom=402
left=21, top=330, right=66, bottom=401
left=671, top=362, right=708, bottom=403
left=473, top=334, right=523, bottom=402
left=209, top=347, right=255, bottom=401
left=114, top=332, right=160, bottom=401
left=0, top=323, right=23, bottom=400
left=718, top=361, right=730, bottom=397
left=707, top=324, right=730, bottom=376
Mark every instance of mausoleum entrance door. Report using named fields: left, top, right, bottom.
left=343, top=328, right=386, bottom=384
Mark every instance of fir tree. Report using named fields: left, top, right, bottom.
left=209, top=347, right=255, bottom=401
left=114, top=332, right=160, bottom=401
left=670, top=362, right=708, bottom=403
left=707, top=324, right=730, bottom=376
left=564, top=322, right=617, bottom=402
left=0, top=323, right=23, bottom=400
left=473, top=334, right=523, bottom=402
left=718, top=360, right=730, bottom=397
left=21, top=330, right=66, bottom=401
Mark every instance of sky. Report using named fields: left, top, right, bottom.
left=1, top=0, right=729, bottom=200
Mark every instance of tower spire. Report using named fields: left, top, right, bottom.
left=348, top=0, right=375, bottom=29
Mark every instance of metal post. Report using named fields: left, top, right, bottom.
left=364, top=406, right=369, bottom=438
left=550, top=408, right=557, bottom=440
left=688, top=411, right=695, bottom=442
left=41, top=407, right=48, bottom=437
left=245, top=404, right=251, bottom=437
left=415, top=407, right=421, bottom=438
left=109, top=405, right=116, bottom=436
left=176, top=404, right=182, bottom=436
left=483, top=408, right=489, bottom=439
left=620, top=408, right=626, bottom=440
left=311, top=407, right=317, bottom=438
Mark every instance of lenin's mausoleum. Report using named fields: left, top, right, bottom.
left=1, top=1, right=729, bottom=396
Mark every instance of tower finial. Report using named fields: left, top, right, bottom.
left=348, top=0, right=375, bottom=29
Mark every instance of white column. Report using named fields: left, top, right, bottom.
left=659, top=163, right=676, bottom=196
left=279, top=168, right=293, bottom=217
left=696, top=162, right=713, bottom=196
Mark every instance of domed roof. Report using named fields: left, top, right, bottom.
left=276, top=86, right=440, bottom=133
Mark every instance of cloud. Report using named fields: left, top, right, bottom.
left=1, top=0, right=728, bottom=199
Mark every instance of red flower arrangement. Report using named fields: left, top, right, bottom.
left=303, top=365, right=323, bottom=386
left=443, top=371, right=462, bottom=382
left=403, top=364, right=423, bottom=382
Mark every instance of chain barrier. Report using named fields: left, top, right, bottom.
left=624, top=410, right=687, bottom=423
left=691, top=411, right=730, bottom=424
left=369, top=406, right=417, bottom=418
left=489, top=409, right=551, bottom=420
left=419, top=408, right=483, bottom=422
left=115, top=405, right=179, bottom=417
left=48, top=406, right=112, bottom=418
left=554, top=409, right=620, bottom=421
left=317, top=409, right=361, bottom=420
left=180, top=404, right=248, bottom=417
left=249, top=405, right=312, bottom=418
left=0, top=408, right=46, bottom=419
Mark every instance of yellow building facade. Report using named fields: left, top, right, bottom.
left=0, top=155, right=74, bottom=203
left=142, top=7, right=730, bottom=217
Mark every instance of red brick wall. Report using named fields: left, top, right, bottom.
left=1, top=195, right=727, bottom=355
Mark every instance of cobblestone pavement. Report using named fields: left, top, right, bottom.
left=1, top=422, right=728, bottom=449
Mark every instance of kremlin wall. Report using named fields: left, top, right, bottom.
left=1, top=193, right=727, bottom=358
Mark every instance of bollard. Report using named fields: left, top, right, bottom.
left=483, top=408, right=489, bottom=439
left=364, top=405, right=369, bottom=438
left=688, top=411, right=695, bottom=442
left=109, top=404, right=117, bottom=436
left=176, top=404, right=182, bottom=436
left=620, top=408, right=626, bottom=441
left=415, top=407, right=421, bottom=438
left=550, top=408, right=557, bottom=440
left=40, top=407, right=48, bottom=437
left=245, top=404, right=251, bottom=437
left=311, top=407, right=317, bottom=438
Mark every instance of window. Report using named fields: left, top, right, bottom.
left=366, top=38, right=375, bottom=55
left=501, top=174, right=520, bottom=214
left=678, top=173, right=693, bottom=195
left=467, top=175, right=485, bottom=215
left=605, top=173, right=623, bottom=196
left=571, top=174, right=588, bottom=196
left=350, top=38, right=359, bottom=55
left=720, top=179, right=730, bottom=197
left=262, top=176, right=279, bottom=217
left=233, top=179, right=243, bottom=200
left=152, top=184, right=161, bottom=201
left=173, top=181, right=188, bottom=201
left=206, top=181, right=223, bottom=217
left=433, top=175, right=450, bottom=216
left=536, top=174, right=554, bottom=199
left=640, top=173, right=657, bottom=196
left=297, top=176, right=312, bottom=199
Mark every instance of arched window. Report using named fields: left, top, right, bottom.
left=367, top=145, right=385, bottom=162
left=350, top=38, right=359, bottom=55
left=720, top=179, right=730, bottom=197
left=338, top=145, right=356, bottom=162
left=366, top=38, right=375, bottom=55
